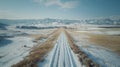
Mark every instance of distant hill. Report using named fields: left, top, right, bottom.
left=0, top=23, right=9, bottom=30
left=0, top=17, right=120, bottom=25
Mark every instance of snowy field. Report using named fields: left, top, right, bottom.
left=0, top=25, right=56, bottom=67
left=73, top=25, right=120, bottom=36
left=3, top=25, right=56, bottom=35
left=0, top=23, right=120, bottom=67
left=75, top=40, right=120, bottom=67
left=0, top=36, right=35, bottom=67
left=38, top=32, right=82, bottom=67
left=68, top=28, right=120, bottom=67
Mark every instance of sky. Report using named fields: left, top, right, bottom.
left=0, top=0, right=120, bottom=19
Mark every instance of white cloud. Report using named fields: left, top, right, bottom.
left=34, top=0, right=78, bottom=9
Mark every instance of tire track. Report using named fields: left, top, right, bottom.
left=46, top=32, right=81, bottom=67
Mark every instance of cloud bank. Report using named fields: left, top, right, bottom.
left=34, top=0, right=78, bottom=9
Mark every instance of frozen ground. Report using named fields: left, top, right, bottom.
left=76, top=27, right=120, bottom=35
left=70, top=31, right=120, bottom=67
left=76, top=30, right=120, bottom=35
left=0, top=25, right=56, bottom=35
left=38, top=32, right=83, bottom=67
left=11, top=28, right=56, bottom=35
left=0, top=36, right=35, bottom=67
left=0, top=25, right=55, bottom=67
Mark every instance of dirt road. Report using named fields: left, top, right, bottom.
left=38, top=32, right=82, bottom=67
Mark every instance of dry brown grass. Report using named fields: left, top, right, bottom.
left=12, top=28, right=61, bottom=67
left=29, top=29, right=57, bottom=41
left=30, top=34, right=47, bottom=40
left=85, top=33, right=120, bottom=54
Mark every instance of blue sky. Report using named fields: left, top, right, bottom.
left=0, top=0, right=120, bottom=19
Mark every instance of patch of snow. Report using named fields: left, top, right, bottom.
left=0, top=36, right=35, bottom=67
left=104, top=31, right=120, bottom=35
left=9, top=28, right=55, bottom=35
left=76, top=30, right=120, bottom=35
left=78, top=44, right=120, bottom=67
left=71, top=32, right=120, bottom=67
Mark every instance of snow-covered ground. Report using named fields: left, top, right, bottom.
left=7, top=25, right=56, bottom=35
left=0, top=25, right=56, bottom=67
left=70, top=31, right=120, bottom=67
left=38, top=32, right=82, bottom=67
left=76, top=30, right=120, bottom=35
left=76, top=27, right=120, bottom=35
left=0, top=36, right=35, bottom=67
